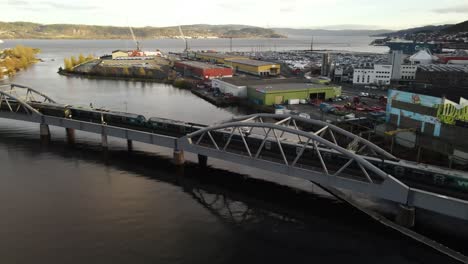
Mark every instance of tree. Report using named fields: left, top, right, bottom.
left=19, top=56, right=28, bottom=68
left=70, top=56, right=77, bottom=67
left=64, top=58, right=72, bottom=71
left=86, top=54, right=94, bottom=61
left=78, top=53, right=86, bottom=64
left=138, top=67, right=146, bottom=76
left=122, top=67, right=130, bottom=76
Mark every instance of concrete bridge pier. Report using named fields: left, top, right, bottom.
left=396, top=204, right=415, bottom=228
left=40, top=123, right=50, bottom=141
left=198, top=154, right=208, bottom=167
left=127, top=139, right=133, bottom=151
left=173, top=149, right=185, bottom=166
left=66, top=128, right=75, bottom=144
left=101, top=133, right=108, bottom=149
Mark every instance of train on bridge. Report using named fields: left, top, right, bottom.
left=3, top=100, right=466, bottom=198
left=1, top=83, right=468, bottom=224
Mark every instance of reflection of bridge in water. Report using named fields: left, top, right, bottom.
left=1, top=83, right=468, bottom=225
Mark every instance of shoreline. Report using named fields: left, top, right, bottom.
left=58, top=70, right=174, bottom=84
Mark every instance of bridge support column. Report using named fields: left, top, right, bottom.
left=395, top=204, right=415, bottom=228
left=40, top=123, right=50, bottom=140
left=66, top=128, right=75, bottom=144
left=173, top=149, right=185, bottom=166
left=127, top=140, right=133, bottom=151
left=101, top=133, right=108, bottom=149
left=198, top=154, right=208, bottom=167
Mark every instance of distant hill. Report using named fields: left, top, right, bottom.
left=0, top=22, right=286, bottom=39
left=373, top=24, right=458, bottom=37
left=273, top=28, right=392, bottom=37
left=442, top=20, right=468, bottom=33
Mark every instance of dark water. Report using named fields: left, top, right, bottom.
left=0, top=40, right=461, bottom=263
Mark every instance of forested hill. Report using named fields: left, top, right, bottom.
left=442, top=20, right=468, bottom=33
left=0, top=22, right=285, bottom=39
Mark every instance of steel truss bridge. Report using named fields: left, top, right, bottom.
left=1, top=83, right=467, bottom=223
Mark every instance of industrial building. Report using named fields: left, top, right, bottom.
left=399, top=65, right=418, bottom=80
left=212, top=78, right=247, bottom=97
left=112, top=50, right=129, bottom=59
left=195, top=52, right=247, bottom=64
left=385, top=89, right=468, bottom=161
left=247, top=82, right=341, bottom=105
left=225, top=59, right=281, bottom=76
left=174, top=61, right=233, bottom=80
left=353, top=65, right=392, bottom=85
left=414, top=64, right=468, bottom=100
left=437, top=50, right=468, bottom=65
left=389, top=50, right=418, bottom=81
left=212, top=77, right=306, bottom=98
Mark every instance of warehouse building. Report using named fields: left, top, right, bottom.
left=414, top=64, right=468, bottom=101
left=112, top=50, right=130, bottom=59
left=195, top=52, right=247, bottom=64
left=174, top=61, right=233, bottom=80
left=226, top=59, right=281, bottom=76
left=247, top=82, right=341, bottom=105
left=212, top=77, right=305, bottom=98
left=212, top=78, right=247, bottom=97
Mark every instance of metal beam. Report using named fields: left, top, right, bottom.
left=226, top=113, right=398, bottom=161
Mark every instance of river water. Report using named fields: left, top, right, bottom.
left=0, top=39, right=462, bottom=263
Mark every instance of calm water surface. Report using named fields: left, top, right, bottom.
left=0, top=39, right=461, bottom=263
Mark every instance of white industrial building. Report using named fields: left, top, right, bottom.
left=212, top=78, right=247, bottom=97
left=400, top=65, right=418, bottom=80
left=353, top=64, right=392, bottom=85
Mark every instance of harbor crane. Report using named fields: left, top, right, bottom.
left=178, top=25, right=189, bottom=52
left=128, top=24, right=141, bottom=53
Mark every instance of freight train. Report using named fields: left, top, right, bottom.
left=27, top=101, right=205, bottom=137
left=3, top=101, right=467, bottom=197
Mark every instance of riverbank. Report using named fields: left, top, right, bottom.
left=58, top=69, right=175, bottom=84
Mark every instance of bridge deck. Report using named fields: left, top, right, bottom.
left=0, top=102, right=467, bottom=222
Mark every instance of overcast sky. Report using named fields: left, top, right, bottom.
left=1, top=0, right=468, bottom=30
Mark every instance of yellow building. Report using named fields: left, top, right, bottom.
left=112, top=50, right=129, bottom=60
left=226, top=59, right=281, bottom=76
left=195, top=52, right=247, bottom=64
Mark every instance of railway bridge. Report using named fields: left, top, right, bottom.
left=1, top=83, right=468, bottom=226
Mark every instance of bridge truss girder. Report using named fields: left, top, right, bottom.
left=180, top=114, right=468, bottom=220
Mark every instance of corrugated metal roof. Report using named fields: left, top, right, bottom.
left=195, top=52, right=246, bottom=59
left=225, top=59, right=279, bottom=66
left=175, top=60, right=229, bottom=70
left=249, top=82, right=338, bottom=92
left=418, top=64, right=468, bottom=73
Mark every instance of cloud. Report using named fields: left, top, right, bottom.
left=7, top=0, right=29, bottom=5
left=40, top=1, right=97, bottom=10
left=432, top=5, right=468, bottom=13
left=279, top=7, right=295, bottom=13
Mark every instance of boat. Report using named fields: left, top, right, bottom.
left=385, top=38, right=442, bottom=54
